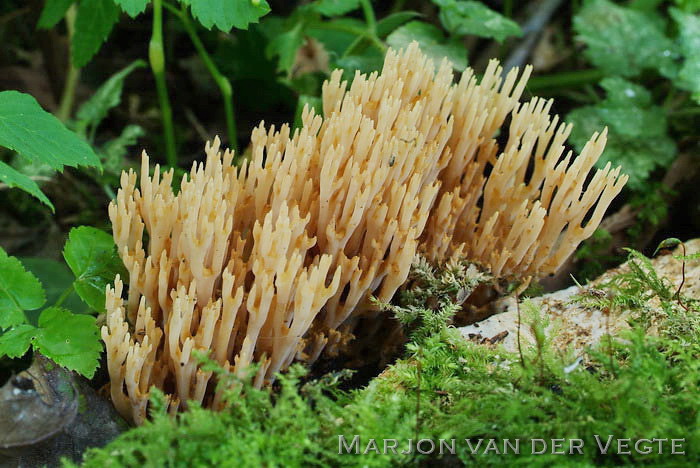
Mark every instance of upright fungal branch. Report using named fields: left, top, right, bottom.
left=103, top=42, right=627, bottom=423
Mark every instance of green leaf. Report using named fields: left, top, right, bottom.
left=567, top=77, right=676, bottom=190
left=0, top=248, right=46, bottom=329
left=573, top=0, right=678, bottom=78
left=0, top=160, right=53, bottom=209
left=670, top=8, right=700, bottom=102
left=76, top=60, right=146, bottom=133
left=310, top=0, right=360, bottom=16
left=674, top=0, right=700, bottom=12
left=376, top=11, right=420, bottom=38
left=334, top=53, right=385, bottom=77
left=34, top=307, right=102, bottom=378
left=21, top=258, right=89, bottom=314
left=0, top=324, right=36, bottom=358
left=0, top=91, right=101, bottom=171
left=432, top=0, right=522, bottom=42
left=100, top=124, right=145, bottom=174
left=305, top=17, right=365, bottom=57
left=293, top=95, right=322, bottom=130
left=113, top=0, right=150, bottom=17
left=63, top=226, right=126, bottom=312
left=265, top=22, right=305, bottom=75
left=72, top=0, right=121, bottom=68
left=37, top=0, right=75, bottom=29
left=386, top=21, right=467, bottom=71
left=184, top=0, right=271, bottom=32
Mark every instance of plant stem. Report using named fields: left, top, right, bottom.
left=167, top=3, right=238, bottom=154
left=55, top=284, right=74, bottom=308
left=149, top=0, right=177, bottom=166
left=503, top=0, right=513, bottom=17
left=57, top=5, right=79, bottom=122
left=526, top=69, right=605, bottom=92
left=669, top=107, right=700, bottom=117
left=359, top=0, right=377, bottom=34
left=335, top=1, right=385, bottom=58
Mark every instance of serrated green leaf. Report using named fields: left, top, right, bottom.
left=311, top=0, right=360, bottom=16
left=567, top=78, right=676, bottom=190
left=37, top=0, right=75, bottom=29
left=100, top=124, right=145, bottom=174
left=376, top=11, right=420, bottom=38
left=76, top=60, right=146, bottom=133
left=265, top=22, right=305, bottom=74
left=386, top=21, right=467, bottom=71
left=0, top=324, right=36, bottom=358
left=598, top=77, right=652, bottom=107
left=433, top=0, right=522, bottom=42
left=34, top=307, right=102, bottom=378
left=63, top=226, right=127, bottom=312
left=574, top=0, right=678, bottom=78
left=113, top=0, right=150, bottom=17
left=670, top=8, right=700, bottom=102
left=21, top=258, right=89, bottom=314
left=0, top=248, right=46, bottom=329
left=0, top=91, right=101, bottom=171
left=0, top=161, right=53, bottom=210
left=72, top=0, right=120, bottom=68
left=185, top=0, right=271, bottom=32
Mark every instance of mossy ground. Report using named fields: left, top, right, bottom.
left=73, top=250, right=700, bottom=467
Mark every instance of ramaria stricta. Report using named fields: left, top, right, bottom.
left=102, top=42, right=627, bottom=423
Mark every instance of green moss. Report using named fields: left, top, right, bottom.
left=74, top=250, right=700, bottom=467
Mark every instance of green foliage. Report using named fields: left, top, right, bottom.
left=574, top=0, right=678, bottom=78
left=0, top=229, right=124, bottom=377
left=37, top=0, right=75, bottom=29
left=0, top=307, right=102, bottom=377
left=293, top=95, right=323, bottom=129
left=670, top=7, right=700, bottom=102
left=99, top=124, right=145, bottom=174
left=0, top=247, right=46, bottom=329
left=432, top=0, right=522, bottom=42
left=182, top=0, right=271, bottom=32
left=266, top=21, right=305, bottom=75
left=0, top=91, right=101, bottom=210
left=22, top=258, right=89, bottom=315
left=73, top=0, right=121, bottom=68
left=75, top=60, right=146, bottom=136
left=374, top=257, right=488, bottom=341
left=375, top=11, right=419, bottom=38
left=626, top=185, right=672, bottom=240
left=0, top=161, right=53, bottom=212
left=567, top=77, right=676, bottom=190
left=63, top=226, right=127, bottom=313
left=311, top=0, right=361, bottom=17
left=674, top=0, right=700, bottom=12
left=77, top=308, right=700, bottom=466
left=32, top=307, right=102, bottom=377
left=386, top=21, right=467, bottom=71
left=70, top=61, right=146, bottom=180
left=75, top=364, right=340, bottom=467
left=113, top=0, right=150, bottom=17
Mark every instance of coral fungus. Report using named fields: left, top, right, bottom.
left=102, top=42, right=627, bottom=423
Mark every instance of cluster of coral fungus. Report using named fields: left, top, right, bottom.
left=102, top=42, right=627, bottom=423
